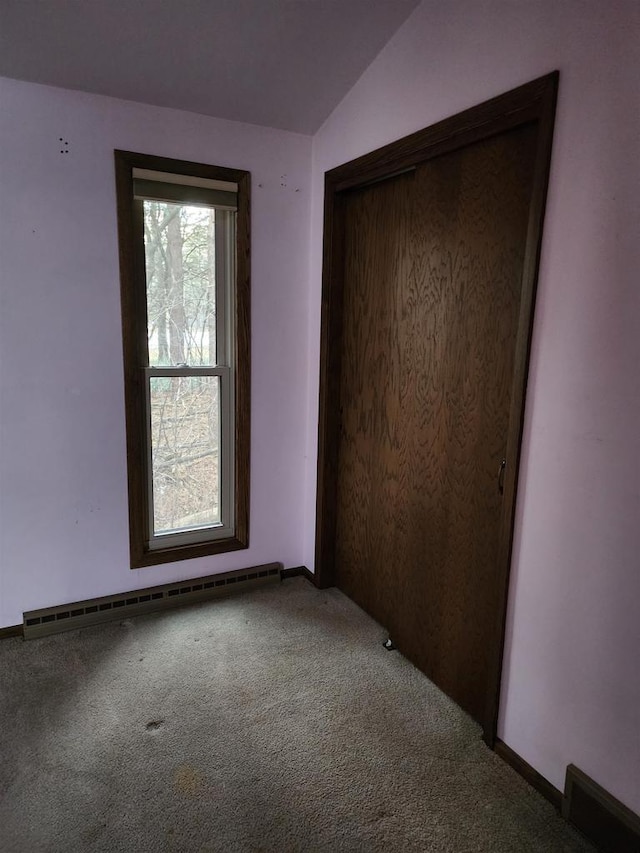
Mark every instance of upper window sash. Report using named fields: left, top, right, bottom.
left=135, top=198, right=236, bottom=370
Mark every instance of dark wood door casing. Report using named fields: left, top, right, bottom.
left=314, top=73, right=558, bottom=743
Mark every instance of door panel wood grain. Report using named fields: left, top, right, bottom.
left=316, top=74, right=558, bottom=740
left=334, top=125, right=537, bottom=724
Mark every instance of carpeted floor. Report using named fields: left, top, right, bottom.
left=0, top=577, right=594, bottom=852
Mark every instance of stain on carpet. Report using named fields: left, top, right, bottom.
left=174, top=764, right=204, bottom=796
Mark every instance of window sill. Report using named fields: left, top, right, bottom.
left=130, top=533, right=248, bottom=569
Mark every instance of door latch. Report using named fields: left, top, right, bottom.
left=498, top=458, right=507, bottom=495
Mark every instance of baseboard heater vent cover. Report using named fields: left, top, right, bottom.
left=23, top=562, right=282, bottom=640
left=562, top=764, right=640, bottom=853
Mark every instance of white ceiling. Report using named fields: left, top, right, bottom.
left=0, top=0, right=421, bottom=134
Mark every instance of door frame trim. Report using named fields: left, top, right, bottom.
left=314, top=72, right=559, bottom=744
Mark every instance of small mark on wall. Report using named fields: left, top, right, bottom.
left=256, top=177, right=301, bottom=193
left=145, top=719, right=164, bottom=731
left=59, top=137, right=70, bottom=155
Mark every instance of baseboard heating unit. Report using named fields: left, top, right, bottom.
left=23, top=563, right=282, bottom=640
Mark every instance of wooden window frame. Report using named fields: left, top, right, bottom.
left=114, top=150, right=250, bottom=568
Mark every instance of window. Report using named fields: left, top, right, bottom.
left=115, top=151, right=250, bottom=568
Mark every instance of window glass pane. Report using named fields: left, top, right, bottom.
left=150, top=375, right=221, bottom=535
left=143, top=200, right=216, bottom=366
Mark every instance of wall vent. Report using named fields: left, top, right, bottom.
left=23, top=563, right=282, bottom=640
left=562, top=764, right=640, bottom=853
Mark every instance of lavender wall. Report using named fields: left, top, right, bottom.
left=0, top=77, right=312, bottom=627
left=303, top=0, right=640, bottom=814
left=2, top=0, right=639, bottom=819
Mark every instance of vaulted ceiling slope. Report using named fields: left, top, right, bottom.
left=0, top=0, right=421, bottom=134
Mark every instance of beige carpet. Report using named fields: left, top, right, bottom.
left=0, top=577, right=594, bottom=852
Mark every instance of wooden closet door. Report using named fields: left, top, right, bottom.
left=334, top=124, right=537, bottom=724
